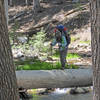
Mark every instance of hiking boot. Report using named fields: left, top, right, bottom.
left=61, top=67, right=65, bottom=70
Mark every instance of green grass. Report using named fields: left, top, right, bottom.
left=55, top=62, right=79, bottom=69
left=16, top=60, right=54, bottom=70
left=71, top=37, right=79, bottom=43
left=53, top=51, right=80, bottom=59
left=15, top=59, right=79, bottom=70
left=67, top=53, right=80, bottom=59
left=79, top=40, right=90, bottom=44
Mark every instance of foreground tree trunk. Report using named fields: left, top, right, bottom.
left=0, top=0, right=19, bottom=100
left=4, top=0, right=8, bottom=25
left=90, top=0, right=100, bottom=100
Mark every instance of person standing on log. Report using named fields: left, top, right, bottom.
left=50, top=25, right=71, bottom=70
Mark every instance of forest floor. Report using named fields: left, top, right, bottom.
left=8, top=0, right=91, bottom=69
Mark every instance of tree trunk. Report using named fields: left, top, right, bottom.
left=0, top=0, right=19, bottom=100
left=33, top=0, right=41, bottom=13
left=25, top=0, right=32, bottom=6
left=90, top=0, right=100, bottom=100
left=4, top=0, right=8, bottom=25
left=8, top=0, right=13, bottom=6
left=25, top=0, right=28, bottom=5
left=16, top=69, right=92, bottom=89
left=25, top=0, right=30, bottom=6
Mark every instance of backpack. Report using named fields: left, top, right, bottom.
left=55, top=25, right=71, bottom=45
left=65, top=33, right=71, bottom=45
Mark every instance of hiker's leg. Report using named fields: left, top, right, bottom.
left=65, top=47, right=68, bottom=65
left=59, top=48, right=67, bottom=69
left=63, top=47, right=68, bottom=68
left=59, top=50, right=63, bottom=68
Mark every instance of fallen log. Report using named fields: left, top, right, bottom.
left=64, top=3, right=89, bottom=16
left=9, top=11, right=26, bottom=23
left=29, top=19, right=58, bottom=30
left=16, top=69, right=93, bottom=89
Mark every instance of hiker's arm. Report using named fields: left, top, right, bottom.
left=51, top=38, right=57, bottom=46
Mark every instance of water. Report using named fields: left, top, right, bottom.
left=30, top=88, right=93, bottom=100
left=32, top=93, right=92, bottom=100
left=53, top=88, right=69, bottom=94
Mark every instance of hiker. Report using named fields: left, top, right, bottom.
left=50, top=25, right=71, bottom=70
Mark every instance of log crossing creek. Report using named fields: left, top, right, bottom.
left=16, top=68, right=93, bottom=89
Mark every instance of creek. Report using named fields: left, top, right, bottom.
left=27, top=88, right=93, bottom=100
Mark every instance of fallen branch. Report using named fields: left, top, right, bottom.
left=64, top=3, right=89, bottom=16
left=30, top=19, right=58, bottom=30
left=9, top=11, right=26, bottom=22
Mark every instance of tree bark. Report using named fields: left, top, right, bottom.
left=16, top=69, right=93, bottom=89
left=4, top=0, right=8, bottom=25
left=33, top=0, right=41, bottom=13
left=25, top=0, right=28, bottom=5
left=25, top=0, right=31, bottom=6
left=8, top=0, right=12, bottom=6
left=90, top=0, right=100, bottom=100
left=0, top=0, right=19, bottom=100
